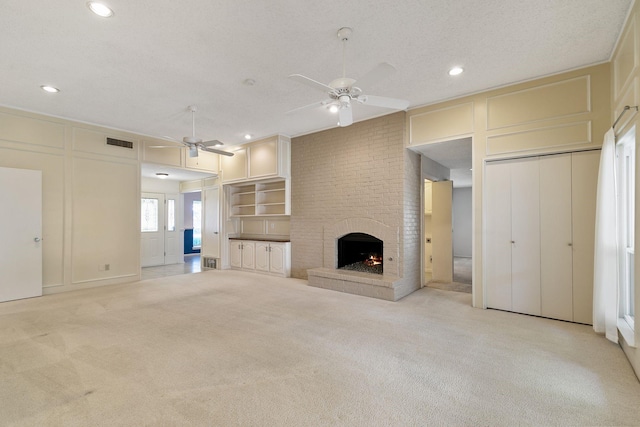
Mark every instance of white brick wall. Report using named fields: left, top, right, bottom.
left=291, top=112, right=421, bottom=299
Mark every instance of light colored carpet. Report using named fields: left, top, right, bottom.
left=0, top=270, right=638, bottom=426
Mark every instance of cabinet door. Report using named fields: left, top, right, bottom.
left=221, top=148, right=247, bottom=182
left=249, top=139, right=278, bottom=178
left=571, top=150, right=600, bottom=324
left=510, top=158, right=541, bottom=316
left=185, top=150, right=219, bottom=172
left=242, top=241, right=255, bottom=270
left=230, top=241, right=242, bottom=269
left=540, top=154, right=573, bottom=321
left=255, top=242, right=270, bottom=272
left=269, top=243, right=285, bottom=275
left=485, top=161, right=513, bottom=311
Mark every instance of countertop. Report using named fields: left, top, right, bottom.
left=229, top=237, right=291, bottom=243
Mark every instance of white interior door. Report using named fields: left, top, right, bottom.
left=571, top=150, right=600, bottom=324
left=0, top=167, right=42, bottom=302
left=432, top=180, right=453, bottom=282
left=540, top=154, right=573, bottom=321
left=164, top=193, right=182, bottom=264
left=484, top=161, right=513, bottom=310
left=511, top=158, right=541, bottom=316
left=141, top=192, right=165, bottom=267
left=203, top=187, right=220, bottom=258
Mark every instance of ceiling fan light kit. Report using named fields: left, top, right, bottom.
left=287, top=27, right=410, bottom=127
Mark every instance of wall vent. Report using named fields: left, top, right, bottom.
left=106, top=137, right=134, bottom=149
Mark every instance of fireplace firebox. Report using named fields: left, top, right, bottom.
left=337, top=233, right=383, bottom=275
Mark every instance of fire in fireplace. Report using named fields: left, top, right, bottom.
left=337, top=233, right=383, bottom=275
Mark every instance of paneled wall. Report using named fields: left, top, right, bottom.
left=407, top=62, right=611, bottom=308
left=611, top=1, right=640, bottom=377
left=0, top=106, right=142, bottom=293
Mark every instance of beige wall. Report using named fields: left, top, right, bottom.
left=407, top=62, right=611, bottom=308
left=0, top=106, right=142, bottom=293
left=611, top=0, right=640, bottom=377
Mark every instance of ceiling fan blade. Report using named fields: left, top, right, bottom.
left=354, top=62, right=397, bottom=90
left=360, top=95, right=409, bottom=111
left=338, top=106, right=353, bottom=127
left=148, top=145, right=183, bottom=149
left=285, top=99, right=334, bottom=115
left=289, top=74, right=334, bottom=93
left=201, top=139, right=224, bottom=147
left=201, top=146, right=234, bottom=157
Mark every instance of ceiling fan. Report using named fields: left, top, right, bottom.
left=150, top=106, right=234, bottom=157
left=287, top=27, right=410, bottom=127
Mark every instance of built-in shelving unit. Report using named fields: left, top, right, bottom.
left=229, top=179, right=289, bottom=217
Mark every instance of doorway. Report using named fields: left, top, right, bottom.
left=411, top=137, right=473, bottom=293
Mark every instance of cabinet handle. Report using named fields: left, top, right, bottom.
left=511, top=240, right=515, bottom=244
left=266, top=246, right=269, bottom=252
left=568, top=243, right=573, bottom=247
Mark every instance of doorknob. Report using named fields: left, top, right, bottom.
left=34, top=237, right=41, bottom=242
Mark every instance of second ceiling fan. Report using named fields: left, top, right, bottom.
left=288, top=27, right=409, bottom=127
left=151, top=106, right=233, bottom=157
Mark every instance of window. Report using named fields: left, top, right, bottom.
left=167, top=199, right=175, bottom=232
left=192, top=200, right=202, bottom=248
left=141, top=198, right=159, bottom=232
left=617, top=128, right=635, bottom=331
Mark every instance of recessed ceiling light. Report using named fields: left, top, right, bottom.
left=328, top=105, right=339, bottom=114
left=244, top=134, right=252, bottom=140
left=87, top=2, right=113, bottom=17
left=40, top=85, right=60, bottom=93
left=449, top=67, right=464, bottom=76
left=155, top=173, right=169, bottom=179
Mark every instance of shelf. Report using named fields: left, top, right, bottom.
left=228, top=178, right=290, bottom=217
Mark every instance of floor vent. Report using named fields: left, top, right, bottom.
left=203, top=257, right=219, bottom=270
left=106, top=137, right=134, bottom=149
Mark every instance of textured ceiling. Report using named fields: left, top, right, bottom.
left=0, top=1, right=632, bottom=147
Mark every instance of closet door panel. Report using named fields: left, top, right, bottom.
left=540, top=154, right=573, bottom=321
left=571, top=150, right=600, bottom=324
left=484, top=161, right=513, bottom=311
left=511, top=158, right=541, bottom=316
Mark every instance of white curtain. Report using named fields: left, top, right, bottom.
left=593, top=128, right=619, bottom=343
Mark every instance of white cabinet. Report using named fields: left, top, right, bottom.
left=230, top=240, right=255, bottom=270
left=221, top=148, right=248, bottom=182
left=255, top=241, right=290, bottom=276
left=221, top=135, right=290, bottom=183
left=484, top=151, right=599, bottom=323
left=230, top=240, right=290, bottom=277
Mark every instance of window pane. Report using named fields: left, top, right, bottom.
left=192, top=200, right=201, bottom=248
left=141, top=198, right=159, bottom=232
left=167, top=199, right=175, bottom=232
left=629, top=251, right=635, bottom=318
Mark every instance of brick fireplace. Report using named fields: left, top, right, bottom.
left=291, top=112, right=422, bottom=301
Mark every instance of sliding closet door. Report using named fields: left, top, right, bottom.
left=510, top=158, right=541, bottom=316
left=571, top=151, right=600, bottom=324
left=485, top=161, right=512, bottom=311
left=540, top=154, right=573, bottom=321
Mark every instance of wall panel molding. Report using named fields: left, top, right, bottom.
left=486, top=76, right=590, bottom=131
left=486, top=121, right=592, bottom=156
